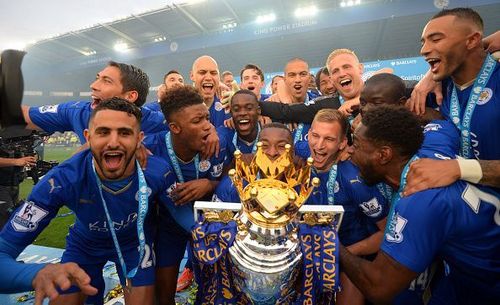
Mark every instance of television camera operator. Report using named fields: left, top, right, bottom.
left=0, top=146, right=36, bottom=227
left=0, top=50, right=58, bottom=228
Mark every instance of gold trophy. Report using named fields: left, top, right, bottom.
left=194, top=143, right=344, bottom=304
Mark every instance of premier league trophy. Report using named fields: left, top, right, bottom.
left=192, top=143, right=344, bottom=305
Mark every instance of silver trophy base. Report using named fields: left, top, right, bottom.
left=229, top=213, right=302, bottom=303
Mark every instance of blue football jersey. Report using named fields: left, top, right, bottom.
left=306, top=160, right=388, bottom=246
left=0, top=150, right=175, bottom=292
left=217, top=126, right=259, bottom=166
left=212, top=175, right=240, bottom=203
left=29, top=100, right=168, bottom=143
left=208, top=96, right=231, bottom=128
left=381, top=182, right=500, bottom=302
left=439, top=63, right=500, bottom=160
left=143, top=130, right=227, bottom=232
left=294, top=140, right=311, bottom=158
left=143, top=101, right=161, bottom=112
left=418, top=119, right=460, bottom=160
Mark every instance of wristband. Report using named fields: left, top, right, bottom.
left=457, top=159, right=483, bottom=184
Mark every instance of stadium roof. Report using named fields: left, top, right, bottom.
left=2, top=0, right=499, bottom=103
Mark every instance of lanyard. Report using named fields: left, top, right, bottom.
left=232, top=124, right=260, bottom=153
left=326, top=164, right=338, bottom=205
left=91, top=159, right=148, bottom=290
left=449, top=54, right=496, bottom=158
left=339, top=96, right=355, bottom=125
left=384, top=155, right=419, bottom=235
left=376, top=183, right=393, bottom=202
left=294, top=123, right=305, bottom=144
left=165, top=132, right=199, bottom=183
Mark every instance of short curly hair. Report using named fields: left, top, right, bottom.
left=90, top=97, right=142, bottom=126
left=361, top=105, right=423, bottom=158
left=160, top=86, right=204, bottom=122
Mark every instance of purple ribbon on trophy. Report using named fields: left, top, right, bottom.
left=296, top=223, right=339, bottom=305
left=191, top=220, right=247, bottom=305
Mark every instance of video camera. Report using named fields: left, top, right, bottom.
left=0, top=131, right=59, bottom=184
left=0, top=49, right=27, bottom=133
left=0, top=49, right=59, bottom=184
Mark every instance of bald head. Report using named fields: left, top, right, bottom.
left=192, top=55, right=219, bottom=72
left=190, top=55, right=220, bottom=102
left=284, top=58, right=309, bottom=74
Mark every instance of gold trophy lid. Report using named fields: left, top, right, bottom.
left=229, top=143, right=319, bottom=228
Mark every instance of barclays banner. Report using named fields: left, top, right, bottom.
left=262, top=55, right=428, bottom=94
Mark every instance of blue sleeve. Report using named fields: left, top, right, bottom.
left=0, top=169, right=67, bottom=292
left=419, top=120, right=459, bottom=160
left=216, top=127, right=234, bottom=166
left=0, top=237, right=46, bottom=293
left=156, top=165, right=177, bottom=210
left=28, top=101, right=80, bottom=133
left=143, top=132, right=164, bottom=156
left=381, top=190, right=453, bottom=273
left=140, top=107, right=168, bottom=134
left=143, top=101, right=161, bottom=112
left=213, top=176, right=240, bottom=202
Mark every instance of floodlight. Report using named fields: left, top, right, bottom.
left=256, top=13, right=276, bottom=24
left=113, top=42, right=129, bottom=52
left=295, top=5, right=318, bottom=18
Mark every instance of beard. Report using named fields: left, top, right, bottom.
left=358, top=162, right=383, bottom=186
left=91, top=148, right=135, bottom=180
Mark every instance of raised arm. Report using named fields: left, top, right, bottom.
left=259, top=96, right=340, bottom=123
left=404, top=158, right=500, bottom=196
left=22, top=105, right=43, bottom=130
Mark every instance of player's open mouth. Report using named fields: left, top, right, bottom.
left=91, top=96, right=102, bottom=107
left=312, top=149, right=328, bottom=164
left=236, top=119, right=251, bottom=131
left=201, top=83, right=214, bottom=94
left=339, top=79, right=352, bottom=88
left=293, top=85, right=303, bottom=92
left=103, top=151, right=124, bottom=170
left=247, top=86, right=255, bottom=91
left=201, top=133, right=210, bottom=144
left=427, top=58, right=441, bottom=73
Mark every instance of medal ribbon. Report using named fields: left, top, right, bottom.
left=449, top=54, right=496, bottom=158
left=384, top=155, right=419, bottom=236
left=91, top=160, right=148, bottom=287
left=232, top=124, right=261, bottom=153
left=165, top=132, right=199, bottom=183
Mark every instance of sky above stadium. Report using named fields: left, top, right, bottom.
left=0, top=0, right=188, bottom=51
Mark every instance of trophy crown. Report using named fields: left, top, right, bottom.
left=229, top=143, right=318, bottom=228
